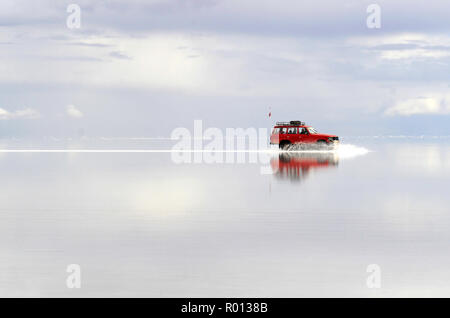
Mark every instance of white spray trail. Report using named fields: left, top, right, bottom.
left=335, top=144, right=370, bottom=159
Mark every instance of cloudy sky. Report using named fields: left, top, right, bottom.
left=0, top=0, right=449, bottom=137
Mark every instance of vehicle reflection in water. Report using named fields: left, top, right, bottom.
left=270, top=152, right=339, bottom=181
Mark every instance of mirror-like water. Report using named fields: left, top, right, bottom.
left=1, top=138, right=449, bottom=296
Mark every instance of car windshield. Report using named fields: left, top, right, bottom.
left=308, top=127, right=318, bottom=134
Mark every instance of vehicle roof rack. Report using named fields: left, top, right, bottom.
left=276, top=121, right=305, bottom=126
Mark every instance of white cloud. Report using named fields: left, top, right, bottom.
left=351, top=33, right=450, bottom=62
left=66, top=105, right=83, bottom=118
left=0, top=107, right=40, bottom=120
left=385, top=96, right=450, bottom=116
left=0, top=108, right=8, bottom=118
left=379, top=49, right=450, bottom=60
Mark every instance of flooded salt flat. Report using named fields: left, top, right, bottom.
left=1, top=138, right=450, bottom=297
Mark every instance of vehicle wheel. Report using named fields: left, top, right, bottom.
left=279, top=141, right=291, bottom=150
left=316, top=140, right=327, bottom=149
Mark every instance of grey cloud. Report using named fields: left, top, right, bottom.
left=109, top=51, right=131, bottom=60
left=44, top=56, right=104, bottom=62
left=79, top=0, right=450, bottom=37
left=1, top=0, right=450, bottom=138
left=425, top=45, right=450, bottom=51
left=66, top=42, right=113, bottom=48
left=1, top=0, right=450, bottom=37
left=369, top=43, right=420, bottom=51
left=369, top=43, right=450, bottom=51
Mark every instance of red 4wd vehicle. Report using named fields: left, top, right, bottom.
left=270, top=121, right=339, bottom=150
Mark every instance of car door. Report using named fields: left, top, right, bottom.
left=279, top=127, right=287, bottom=141
left=287, top=127, right=297, bottom=142
left=297, top=127, right=309, bottom=143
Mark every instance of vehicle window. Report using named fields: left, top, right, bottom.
left=308, top=127, right=318, bottom=134
left=287, top=127, right=297, bottom=134
left=279, top=128, right=287, bottom=134
left=299, top=127, right=308, bottom=134
left=272, top=128, right=280, bottom=134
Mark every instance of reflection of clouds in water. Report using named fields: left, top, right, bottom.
left=380, top=195, right=448, bottom=232
left=132, top=178, right=204, bottom=217
left=0, top=141, right=450, bottom=297
left=390, top=144, right=450, bottom=175
left=0, top=144, right=5, bottom=159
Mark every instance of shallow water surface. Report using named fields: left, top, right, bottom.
left=0, top=138, right=449, bottom=297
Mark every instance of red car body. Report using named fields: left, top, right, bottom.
left=270, top=121, right=339, bottom=149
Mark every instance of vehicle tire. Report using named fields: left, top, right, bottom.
left=316, top=140, right=327, bottom=149
left=279, top=141, right=291, bottom=150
